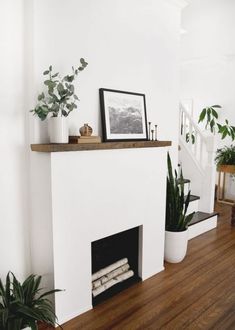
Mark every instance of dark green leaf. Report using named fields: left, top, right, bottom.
left=52, top=72, right=59, bottom=78
left=211, top=105, right=222, bottom=108
left=211, top=108, right=218, bottom=119
left=198, top=108, right=206, bottom=123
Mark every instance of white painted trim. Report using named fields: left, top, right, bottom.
left=166, top=0, right=189, bottom=9
left=186, top=199, right=199, bottom=215
left=188, top=215, right=217, bottom=240
left=57, top=304, right=92, bottom=325
left=141, top=266, right=165, bottom=281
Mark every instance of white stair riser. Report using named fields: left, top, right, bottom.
left=184, top=183, right=190, bottom=196
left=186, top=199, right=199, bottom=215
left=188, top=215, right=217, bottom=240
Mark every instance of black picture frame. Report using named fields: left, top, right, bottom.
left=99, top=88, right=148, bottom=142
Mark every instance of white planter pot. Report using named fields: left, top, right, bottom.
left=164, top=229, right=188, bottom=263
left=48, top=117, right=68, bottom=143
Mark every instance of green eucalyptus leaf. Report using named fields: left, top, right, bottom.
left=57, top=83, right=64, bottom=93
left=37, top=92, right=45, bottom=101
left=52, top=72, right=59, bottom=78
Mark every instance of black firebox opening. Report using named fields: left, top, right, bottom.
left=91, top=226, right=141, bottom=306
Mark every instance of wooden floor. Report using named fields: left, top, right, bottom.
left=60, top=203, right=235, bottom=330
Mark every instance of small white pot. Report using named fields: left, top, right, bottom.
left=164, top=229, right=188, bottom=263
left=48, top=116, right=68, bottom=143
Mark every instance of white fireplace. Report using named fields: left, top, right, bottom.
left=30, top=144, right=170, bottom=324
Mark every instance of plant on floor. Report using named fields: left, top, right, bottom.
left=215, top=145, right=235, bottom=167
left=198, top=105, right=235, bottom=141
left=166, top=152, right=195, bottom=232
left=30, top=58, right=88, bottom=120
left=0, top=272, right=62, bottom=330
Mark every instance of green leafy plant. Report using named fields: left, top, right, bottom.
left=186, top=132, right=195, bottom=144
left=215, top=145, right=235, bottom=167
left=217, top=121, right=235, bottom=141
left=198, top=105, right=235, bottom=140
left=198, top=105, right=221, bottom=133
left=0, top=272, right=62, bottom=330
left=166, top=153, right=195, bottom=232
left=31, top=58, right=88, bottom=120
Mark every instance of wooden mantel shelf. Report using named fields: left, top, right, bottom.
left=31, top=140, right=171, bottom=152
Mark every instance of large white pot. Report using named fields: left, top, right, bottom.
left=164, top=229, right=189, bottom=263
left=48, top=116, right=68, bottom=143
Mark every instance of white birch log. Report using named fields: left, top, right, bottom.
left=92, top=270, right=134, bottom=297
left=92, top=258, right=128, bottom=281
left=92, top=263, right=130, bottom=289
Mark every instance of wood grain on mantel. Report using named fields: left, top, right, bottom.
left=31, top=140, right=171, bottom=152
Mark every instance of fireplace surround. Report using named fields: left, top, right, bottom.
left=31, top=141, right=171, bottom=324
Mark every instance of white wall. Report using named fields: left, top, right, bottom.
left=181, top=0, right=235, bottom=130
left=0, top=0, right=183, bottom=286
left=181, top=0, right=235, bottom=198
left=0, top=0, right=32, bottom=280
left=33, top=0, right=182, bottom=164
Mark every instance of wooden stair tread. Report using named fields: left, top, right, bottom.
left=187, top=195, right=200, bottom=202
left=189, top=211, right=218, bottom=226
left=177, top=178, right=190, bottom=185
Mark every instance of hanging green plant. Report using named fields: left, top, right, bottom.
left=198, top=105, right=220, bottom=133
left=198, top=105, right=235, bottom=141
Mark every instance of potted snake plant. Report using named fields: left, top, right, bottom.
left=165, top=153, right=195, bottom=263
left=0, top=272, right=62, bottom=330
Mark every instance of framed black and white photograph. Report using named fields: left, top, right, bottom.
left=99, top=88, right=148, bottom=142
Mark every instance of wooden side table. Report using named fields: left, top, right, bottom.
left=217, top=165, right=235, bottom=206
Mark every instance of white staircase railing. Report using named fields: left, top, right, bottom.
left=179, top=103, right=217, bottom=213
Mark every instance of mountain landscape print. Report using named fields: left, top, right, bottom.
left=108, top=106, right=143, bottom=134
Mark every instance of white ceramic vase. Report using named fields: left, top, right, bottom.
left=164, top=229, right=189, bottom=263
left=48, top=116, right=68, bottom=143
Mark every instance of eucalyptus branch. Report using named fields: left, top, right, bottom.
left=30, top=58, right=88, bottom=120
